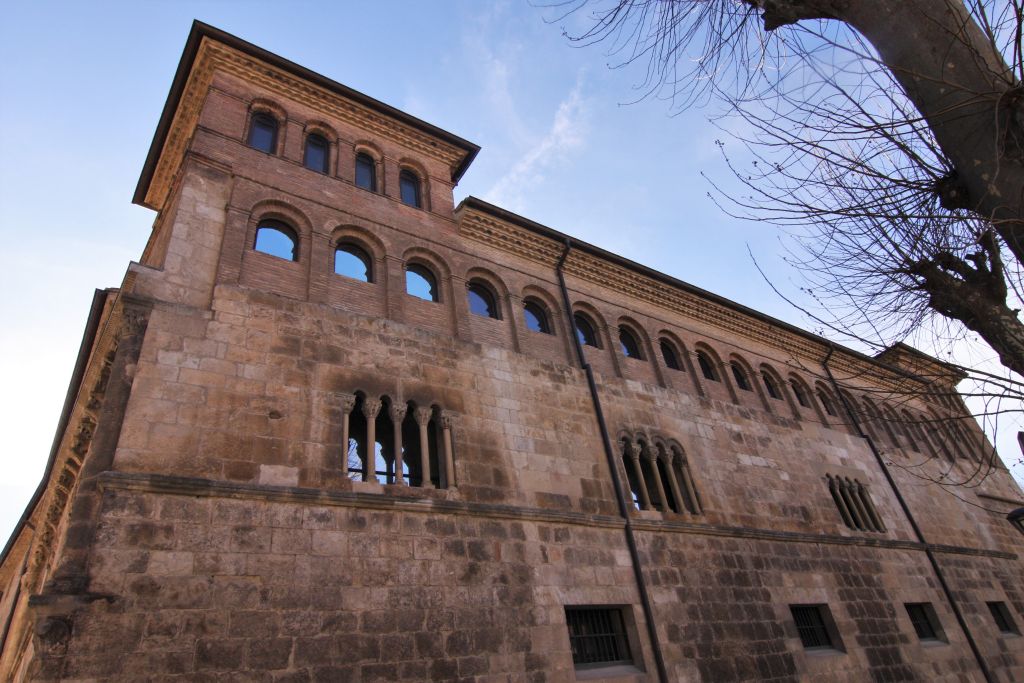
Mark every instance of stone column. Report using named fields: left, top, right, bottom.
left=642, top=442, right=669, bottom=512
left=389, top=402, right=407, bottom=485
left=441, top=411, right=457, bottom=489
left=625, top=441, right=651, bottom=511
left=414, top=407, right=433, bottom=488
left=362, top=398, right=381, bottom=482
left=677, top=454, right=702, bottom=514
left=338, top=393, right=356, bottom=470
left=659, top=446, right=686, bottom=514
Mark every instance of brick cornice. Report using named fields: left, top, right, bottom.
left=142, top=38, right=470, bottom=211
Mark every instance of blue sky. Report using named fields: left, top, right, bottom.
left=1, top=1, right=1020, bottom=543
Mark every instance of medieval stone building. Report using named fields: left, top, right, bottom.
left=2, top=21, right=1023, bottom=682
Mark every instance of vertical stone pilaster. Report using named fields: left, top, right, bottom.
left=389, top=403, right=407, bottom=485
left=362, top=398, right=381, bottom=483
left=440, top=410, right=457, bottom=489
left=415, top=407, right=433, bottom=488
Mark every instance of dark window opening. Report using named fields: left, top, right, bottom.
left=619, top=327, right=643, bottom=360
left=253, top=220, right=298, bottom=261
left=565, top=607, right=633, bottom=669
left=731, top=362, right=752, bottom=391
left=660, top=340, right=682, bottom=371
left=762, top=372, right=782, bottom=400
left=1009, top=508, right=1024, bottom=537
left=406, top=264, right=438, bottom=302
left=399, top=169, right=421, bottom=208
left=988, top=602, right=1020, bottom=635
left=247, top=112, right=278, bottom=153
left=468, top=282, right=500, bottom=319
left=791, top=380, right=810, bottom=408
left=335, top=243, right=372, bottom=282
left=697, top=351, right=718, bottom=381
left=574, top=314, right=600, bottom=348
left=827, top=474, right=885, bottom=533
left=905, top=603, right=943, bottom=642
left=790, top=605, right=837, bottom=650
left=304, top=133, right=329, bottom=173
left=523, top=300, right=551, bottom=334
left=818, top=391, right=838, bottom=417
left=355, top=152, right=377, bottom=191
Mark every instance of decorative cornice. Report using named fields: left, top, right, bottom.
left=141, top=37, right=470, bottom=210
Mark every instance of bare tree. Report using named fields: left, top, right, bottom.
left=541, top=0, right=1024, bottom=477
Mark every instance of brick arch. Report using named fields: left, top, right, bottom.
left=353, top=139, right=385, bottom=160
left=616, top=315, right=651, bottom=361
left=401, top=246, right=452, bottom=282
left=330, top=225, right=385, bottom=285
left=248, top=97, right=287, bottom=121
left=246, top=198, right=313, bottom=262
left=692, top=341, right=725, bottom=382
left=303, top=119, right=338, bottom=141
left=571, top=301, right=611, bottom=347
left=465, top=266, right=511, bottom=320
left=520, top=285, right=561, bottom=333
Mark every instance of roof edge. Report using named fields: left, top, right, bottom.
left=133, top=20, right=480, bottom=208
left=456, top=196, right=958, bottom=384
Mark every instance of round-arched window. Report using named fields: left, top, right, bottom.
left=790, top=379, right=810, bottom=407
left=660, top=339, right=681, bottom=370
left=697, top=351, right=718, bottom=381
left=523, top=300, right=551, bottom=334
left=574, top=314, right=600, bottom=348
left=247, top=112, right=278, bottom=153
left=253, top=219, right=297, bottom=261
left=355, top=152, right=377, bottom=191
left=467, top=281, right=500, bottom=319
left=304, top=133, right=329, bottom=174
left=619, top=327, right=644, bottom=360
left=335, top=243, right=372, bottom=282
left=731, top=362, right=752, bottom=391
left=405, top=264, right=438, bottom=302
left=399, top=169, right=422, bottom=208
left=762, top=371, right=782, bottom=400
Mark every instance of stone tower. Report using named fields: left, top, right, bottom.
left=2, top=21, right=1023, bottom=682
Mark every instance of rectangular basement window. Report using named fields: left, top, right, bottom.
left=790, top=604, right=843, bottom=652
left=987, top=602, right=1020, bottom=635
left=905, top=603, right=945, bottom=642
left=565, top=606, right=635, bottom=670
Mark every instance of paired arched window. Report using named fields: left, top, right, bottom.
left=762, top=371, right=782, bottom=400
left=523, top=300, right=552, bottom=334
left=399, top=169, right=422, bottom=208
left=247, top=112, right=278, bottom=154
left=467, top=281, right=500, bottom=319
left=253, top=219, right=298, bottom=261
left=619, top=327, right=644, bottom=360
left=731, top=362, right=752, bottom=391
left=574, top=314, right=601, bottom=348
left=405, top=263, right=438, bottom=302
left=355, top=152, right=377, bottom=191
left=335, top=243, right=372, bottom=282
left=659, top=339, right=682, bottom=371
left=696, top=351, right=718, bottom=381
left=790, top=379, right=811, bottom=408
left=304, top=133, right=329, bottom=173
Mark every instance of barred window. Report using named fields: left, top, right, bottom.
left=565, top=607, right=633, bottom=668
left=905, top=603, right=944, bottom=642
left=790, top=605, right=841, bottom=651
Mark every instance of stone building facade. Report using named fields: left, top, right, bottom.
left=2, top=21, right=1023, bottom=682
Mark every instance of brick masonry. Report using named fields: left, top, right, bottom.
left=1, top=21, right=1023, bottom=683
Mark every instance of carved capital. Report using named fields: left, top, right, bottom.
left=623, top=440, right=638, bottom=460
left=389, top=403, right=408, bottom=422
left=440, top=410, right=458, bottom=431
left=362, top=398, right=382, bottom=420
left=337, top=393, right=356, bottom=415
left=414, top=406, right=432, bottom=427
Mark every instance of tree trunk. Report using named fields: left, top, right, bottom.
left=840, top=0, right=1024, bottom=262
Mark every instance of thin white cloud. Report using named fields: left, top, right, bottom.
left=485, top=74, right=590, bottom=210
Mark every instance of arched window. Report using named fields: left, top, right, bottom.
left=574, top=314, right=600, bottom=348
left=247, top=112, right=278, bottom=154
left=619, top=327, right=644, bottom=360
left=762, top=371, right=782, bottom=400
left=304, top=133, right=329, bottom=173
left=405, top=264, right=438, bottom=302
left=817, top=390, right=838, bottom=417
left=355, top=152, right=377, bottom=191
left=334, top=243, right=372, bottom=282
left=659, top=339, right=682, bottom=371
left=790, top=379, right=810, bottom=408
left=696, top=351, right=718, bottom=381
left=731, top=362, right=752, bottom=391
left=399, top=169, right=422, bottom=208
left=523, top=300, right=551, bottom=334
left=253, top=219, right=298, bottom=261
left=467, top=281, right=500, bottom=319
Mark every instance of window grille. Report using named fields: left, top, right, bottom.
left=790, top=605, right=835, bottom=650
left=565, top=607, right=633, bottom=668
left=905, top=603, right=941, bottom=641
left=987, top=602, right=1020, bottom=635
